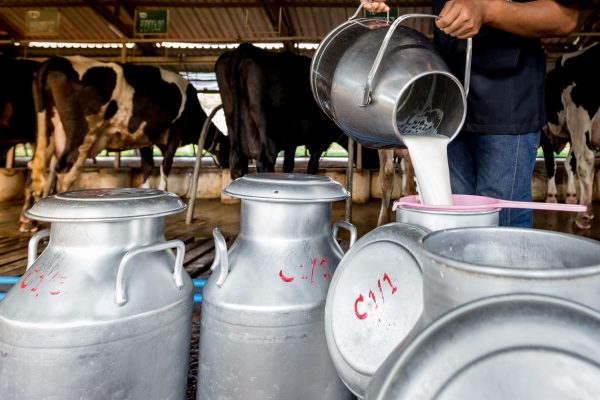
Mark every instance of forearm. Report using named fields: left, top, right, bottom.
left=483, top=0, right=579, bottom=37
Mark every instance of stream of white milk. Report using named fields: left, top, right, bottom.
left=402, top=135, right=453, bottom=206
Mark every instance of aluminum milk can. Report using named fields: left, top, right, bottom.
left=0, top=188, right=193, bottom=400
left=198, top=173, right=355, bottom=400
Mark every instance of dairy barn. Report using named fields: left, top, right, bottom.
left=0, top=0, right=599, bottom=399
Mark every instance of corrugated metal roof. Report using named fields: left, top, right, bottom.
left=0, top=0, right=596, bottom=71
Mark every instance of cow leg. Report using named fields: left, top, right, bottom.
left=564, top=94, right=595, bottom=229
left=396, top=149, right=415, bottom=196
left=540, top=132, right=559, bottom=203
left=377, top=149, right=394, bottom=226
left=307, top=145, right=327, bottom=175
left=20, top=110, right=51, bottom=232
left=139, top=146, right=154, bottom=188
left=255, top=138, right=277, bottom=173
left=56, top=133, right=99, bottom=192
left=564, top=147, right=578, bottom=204
left=159, top=139, right=180, bottom=191
left=283, top=145, right=296, bottom=173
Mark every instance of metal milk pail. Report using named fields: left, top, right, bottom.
left=0, top=188, right=193, bottom=400
left=311, top=6, right=471, bottom=148
left=197, top=173, right=355, bottom=400
left=395, top=196, right=499, bottom=231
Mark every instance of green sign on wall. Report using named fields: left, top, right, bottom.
left=25, top=9, right=60, bottom=35
left=134, top=9, right=168, bottom=35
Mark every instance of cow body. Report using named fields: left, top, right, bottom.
left=0, top=57, right=40, bottom=166
left=543, top=43, right=599, bottom=229
left=215, top=43, right=346, bottom=179
left=20, top=55, right=229, bottom=231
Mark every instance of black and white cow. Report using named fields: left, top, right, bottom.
left=0, top=57, right=40, bottom=166
left=20, top=55, right=230, bottom=231
left=543, top=43, right=599, bottom=229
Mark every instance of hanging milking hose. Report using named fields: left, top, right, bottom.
left=0, top=276, right=207, bottom=302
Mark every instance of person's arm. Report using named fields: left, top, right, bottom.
left=436, top=0, right=579, bottom=39
left=360, top=0, right=579, bottom=39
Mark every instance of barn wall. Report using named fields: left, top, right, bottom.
left=1, top=161, right=599, bottom=203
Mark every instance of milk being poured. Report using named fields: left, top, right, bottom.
left=403, top=135, right=453, bottom=206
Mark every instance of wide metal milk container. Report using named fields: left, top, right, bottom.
left=364, top=227, right=600, bottom=400
left=0, top=188, right=193, bottom=400
left=198, top=173, right=355, bottom=400
left=419, top=227, right=600, bottom=324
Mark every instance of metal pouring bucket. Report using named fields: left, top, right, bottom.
left=311, top=5, right=472, bottom=148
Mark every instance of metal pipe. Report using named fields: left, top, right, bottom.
left=186, top=104, right=223, bottom=224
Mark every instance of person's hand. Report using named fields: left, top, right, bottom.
left=360, top=0, right=390, bottom=13
left=435, top=0, right=494, bottom=39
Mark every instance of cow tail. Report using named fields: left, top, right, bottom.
left=32, top=59, right=53, bottom=154
left=230, top=50, right=244, bottom=155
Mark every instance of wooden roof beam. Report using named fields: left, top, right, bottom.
left=0, top=15, right=22, bottom=40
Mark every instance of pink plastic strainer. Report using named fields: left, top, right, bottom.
left=392, top=194, right=587, bottom=213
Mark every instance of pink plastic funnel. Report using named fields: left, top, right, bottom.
left=393, top=194, right=587, bottom=213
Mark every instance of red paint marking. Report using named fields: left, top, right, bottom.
left=323, top=273, right=332, bottom=278
left=310, top=257, right=317, bottom=285
left=383, top=273, right=398, bottom=294
left=320, top=258, right=328, bottom=267
left=368, top=290, right=377, bottom=308
left=377, top=279, right=385, bottom=303
left=20, top=270, right=35, bottom=289
left=50, top=291, right=61, bottom=296
left=278, top=269, right=294, bottom=283
left=302, top=275, right=308, bottom=280
left=49, top=272, right=59, bottom=281
left=354, top=294, right=367, bottom=320
left=30, top=274, right=45, bottom=293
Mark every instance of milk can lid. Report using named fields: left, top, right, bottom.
left=223, top=173, right=349, bottom=202
left=325, top=222, right=429, bottom=397
left=25, top=188, right=186, bottom=222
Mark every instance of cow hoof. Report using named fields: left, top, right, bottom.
left=545, top=196, right=558, bottom=204
left=575, top=215, right=592, bottom=230
left=19, top=216, right=39, bottom=233
left=583, top=212, right=595, bottom=221
left=566, top=195, right=578, bottom=204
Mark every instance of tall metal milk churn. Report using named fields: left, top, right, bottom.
left=198, top=173, right=356, bottom=400
left=0, top=188, right=194, bottom=400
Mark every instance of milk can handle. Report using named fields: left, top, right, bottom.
left=332, top=220, right=357, bottom=248
left=115, top=239, right=185, bottom=306
left=360, top=13, right=472, bottom=106
left=209, top=228, right=229, bottom=288
left=27, top=229, right=50, bottom=269
left=349, top=2, right=390, bottom=22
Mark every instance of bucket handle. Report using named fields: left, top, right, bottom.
left=115, top=239, right=185, bottom=306
left=359, top=12, right=472, bottom=106
left=27, top=229, right=50, bottom=269
left=332, top=220, right=357, bottom=249
left=209, top=228, right=229, bottom=288
left=349, top=2, right=390, bottom=22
